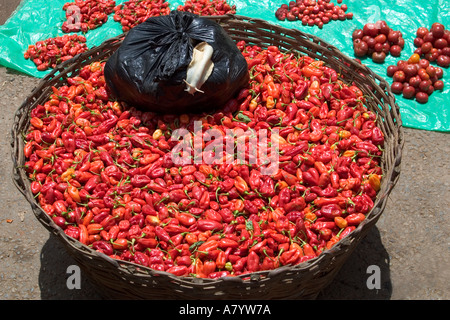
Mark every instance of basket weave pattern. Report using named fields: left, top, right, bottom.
left=11, top=15, right=404, bottom=300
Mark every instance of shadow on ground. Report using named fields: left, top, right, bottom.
left=317, top=227, right=392, bottom=300
left=38, top=234, right=103, bottom=300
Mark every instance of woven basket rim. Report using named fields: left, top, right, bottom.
left=10, top=14, right=404, bottom=298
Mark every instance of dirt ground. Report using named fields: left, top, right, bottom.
left=0, top=0, right=448, bottom=300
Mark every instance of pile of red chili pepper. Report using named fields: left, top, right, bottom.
left=23, top=34, right=88, bottom=71
left=177, top=0, right=236, bottom=16
left=62, top=0, right=116, bottom=33
left=113, top=0, right=171, bottom=32
left=275, top=0, right=353, bottom=27
left=23, top=41, right=383, bottom=278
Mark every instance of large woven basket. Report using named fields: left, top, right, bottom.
left=11, top=14, right=404, bottom=300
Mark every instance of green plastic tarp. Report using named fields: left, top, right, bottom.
left=1, top=0, right=449, bottom=131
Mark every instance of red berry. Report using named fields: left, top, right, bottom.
left=402, top=85, right=416, bottom=99
left=391, top=82, right=404, bottom=94
left=416, top=27, right=429, bottom=38
left=372, top=51, right=386, bottom=63
left=434, top=80, right=444, bottom=90
left=390, top=45, right=402, bottom=57
left=431, top=23, right=445, bottom=39
left=415, top=92, right=429, bottom=104
left=436, top=55, right=450, bottom=68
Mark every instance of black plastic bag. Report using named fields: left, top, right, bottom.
left=104, top=10, right=249, bottom=114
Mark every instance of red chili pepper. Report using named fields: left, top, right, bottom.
left=218, top=238, right=239, bottom=249
left=64, top=225, right=80, bottom=239
left=294, top=81, right=309, bottom=100
left=314, top=196, right=347, bottom=207
left=246, top=251, right=260, bottom=272
left=108, top=225, right=120, bottom=240
left=261, top=256, right=277, bottom=271
left=137, top=237, right=158, bottom=249
left=218, top=208, right=235, bottom=224
left=312, top=221, right=336, bottom=231
left=270, top=233, right=289, bottom=244
left=87, top=223, right=103, bottom=235
left=339, top=226, right=356, bottom=239
left=284, top=197, right=306, bottom=213
left=196, top=239, right=219, bottom=258
left=175, top=211, right=196, bottom=227
left=301, top=167, right=319, bottom=186
left=91, top=240, right=113, bottom=255
left=259, top=176, right=276, bottom=197
left=345, top=213, right=366, bottom=226
left=243, top=200, right=259, bottom=215
left=52, top=216, right=67, bottom=229
left=197, top=219, right=223, bottom=232
left=164, top=224, right=188, bottom=236
left=280, top=248, right=302, bottom=266
left=30, top=181, right=42, bottom=195
left=166, top=265, right=188, bottom=276
left=79, top=224, right=89, bottom=245
left=148, top=182, right=168, bottom=194
left=234, top=176, right=249, bottom=194
left=203, top=260, right=216, bottom=276
left=111, top=237, right=128, bottom=250
left=155, top=225, right=171, bottom=242
left=301, top=243, right=316, bottom=257
left=233, top=257, right=248, bottom=272
left=320, top=204, right=342, bottom=219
